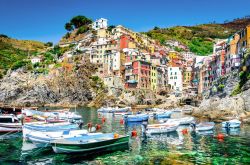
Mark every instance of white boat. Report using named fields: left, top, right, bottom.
left=154, top=111, right=172, bottom=118
left=222, top=119, right=241, bottom=128
left=193, top=122, right=215, bottom=131
left=142, top=121, right=180, bottom=136
left=166, top=117, right=195, bottom=125
left=113, top=112, right=132, bottom=116
left=22, top=109, right=82, bottom=121
left=0, top=114, right=22, bottom=133
left=23, top=122, right=79, bottom=138
left=25, top=129, right=90, bottom=145
left=124, top=114, right=149, bottom=122
left=97, top=107, right=131, bottom=113
left=182, top=108, right=193, bottom=115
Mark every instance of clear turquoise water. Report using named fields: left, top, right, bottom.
left=0, top=107, right=250, bottom=164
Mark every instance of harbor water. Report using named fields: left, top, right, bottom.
left=0, top=107, right=250, bottom=164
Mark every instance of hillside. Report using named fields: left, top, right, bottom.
left=145, top=17, right=250, bottom=55
left=0, top=35, right=47, bottom=76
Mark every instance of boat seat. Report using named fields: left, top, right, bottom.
left=62, top=130, right=70, bottom=135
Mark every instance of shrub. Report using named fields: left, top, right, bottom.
left=218, top=84, right=225, bottom=91
left=76, top=26, right=89, bottom=35
left=11, top=61, right=29, bottom=70
left=231, top=84, right=241, bottom=96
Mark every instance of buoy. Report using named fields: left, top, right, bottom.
left=95, top=124, right=101, bottom=130
left=131, top=129, right=137, bottom=137
left=102, top=117, right=106, bottom=123
left=87, top=122, right=92, bottom=129
left=120, top=118, right=124, bottom=125
left=25, top=117, right=31, bottom=122
left=114, top=133, right=119, bottom=139
left=182, top=128, right=188, bottom=135
left=217, top=133, right=225, bottom=140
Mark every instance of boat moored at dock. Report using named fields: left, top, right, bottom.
left=51, top=133, right=129, bottom=154
left=124, top=114, right=149, bottom=122
left=222, top=119, right=241, bottom=128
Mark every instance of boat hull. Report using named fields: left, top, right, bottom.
left=0, top=126, right=22, bottom=133
left=51, top=136, right=129, bottom=154
left=222, top=120, right=241, bottom=128
left=146, top=125, right=179, bottom=136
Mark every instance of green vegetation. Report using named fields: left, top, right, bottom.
left=218, top=84, right=225, bottom=91
left=0, top=34, right=9, bottom=38
left=11, top=60, right=32, bottom=70
left=231, top=49, right=250, bottom=96
left=65, top=15, right=92, bottom=32
left=0, top=39, right=28, bottom=71
left=145, top=22, right=240, bottom=55
left=107, top=25, right=116, bottom=32
left=45, top=42, right=53, bottom=47
left=76, top=26, right=89, bottom=35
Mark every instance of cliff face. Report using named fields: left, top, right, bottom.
left=193, top=80, right=250, bottom=123
left=0, top=60, right=103, bottom=107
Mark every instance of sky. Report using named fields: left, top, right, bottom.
left=0, top=0, right=250, bottom=43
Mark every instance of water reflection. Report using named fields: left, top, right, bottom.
left=0, top=107, right=249, bottom=164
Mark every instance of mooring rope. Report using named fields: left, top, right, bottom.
left=0, top=129, right=21, bottom=140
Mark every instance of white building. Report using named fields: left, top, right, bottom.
left=31, top=57, right=42, bottom=64
left=168, top=67, right=183, bottom=91
left=181, top=52, right=196, bottom=60
left=92, top=18, right=108, bottom=30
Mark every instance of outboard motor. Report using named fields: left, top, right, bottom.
left=78, top=122, right=84, bottom=129
left=190, top=122, right=196, bottom=130
left=141, top=121, right=148, bottom=137
left=225, top=122, right=230, bottom=134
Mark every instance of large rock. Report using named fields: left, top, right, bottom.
left=194, top=84, right=250, bottom=123
left=0, top=65, right=97, bottom=106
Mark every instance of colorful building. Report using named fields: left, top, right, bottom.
left=168, top=67, right=183, bottom=91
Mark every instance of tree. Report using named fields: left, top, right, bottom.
left=65, top=22, right=73, bottom=31
left=0, top=34, right=9, bottom=38
left=153, top=26, right=160, bottom=30
left=45, top=42, right=53, bottom=47
left=107, top=25, right=116, bottom=32
left=70, top=15, right=92, bottom=29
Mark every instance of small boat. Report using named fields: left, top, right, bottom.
left=182, top=108, right=193, bottom=115
left=97, top=107, right=113, bottom=113
left=172, top=109, right=182, bottom=113
left=154, top=111, right=172, bottom=119
left=51, top=133, right=129, bottom=154
left=22, top=109, right=82, bottom=121
left=23, top=122, right=79, bottom=138
left=166, top=117, right=195, bottom=125
left=25, top=129, right=90, bottom=145
left=98, top=107, right=131, bottom=113
left=113, top=111, right=132, bottom=116
left=142, top=122, right=180, bottom=136
left=222, top=119, right=241, bottom=128
left=192, top=122, right=215, bottom=132
left=0, top=114, right=22, bottom=133
left=124, top=114, right=149, bottom=122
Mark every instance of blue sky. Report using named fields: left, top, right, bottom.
left=0, top=0, right=250, bottom=43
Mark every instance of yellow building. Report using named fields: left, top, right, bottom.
left=183, top=67, right=192, bottom=84
left=151, top=65, right=157, bottom=92
left=168, top=51, right=178, bottom=59
left=97, top=29, right=107, bottom=38
left=239, top=25, right=250, bottom=49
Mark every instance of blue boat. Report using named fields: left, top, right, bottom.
left=154, top=111, right=172, bottom=119
left=124, top=114, right=149, bottom=122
